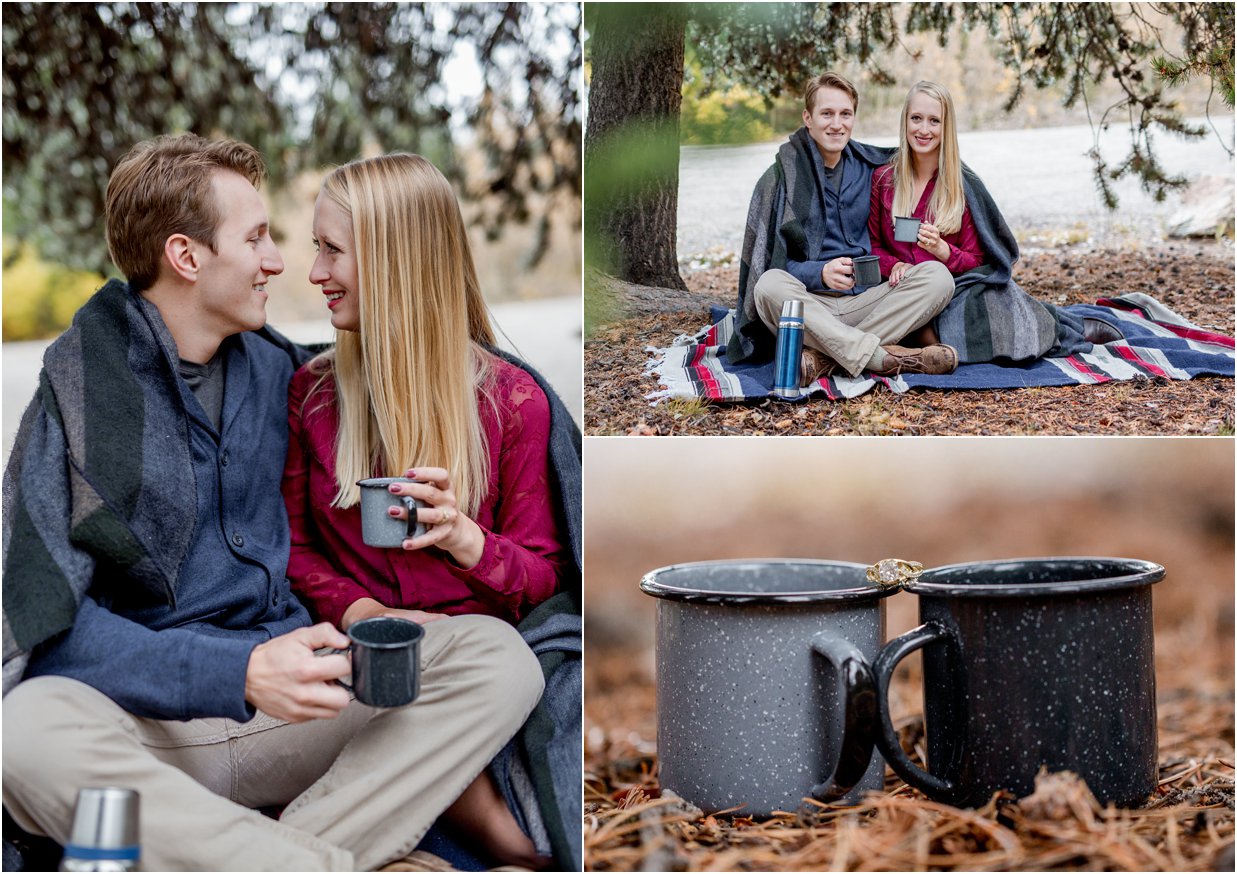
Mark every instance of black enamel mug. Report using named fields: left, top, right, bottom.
left=333, top=616, right=424, bottom=707
left=873, top=557, right=1166, bottom=808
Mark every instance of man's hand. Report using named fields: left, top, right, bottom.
left=245, top=623, right=352, bottom=723
left=821, top=257, right=855, bottom=291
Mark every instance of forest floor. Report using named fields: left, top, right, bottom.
left=584, top=242, right=1235, bottom=436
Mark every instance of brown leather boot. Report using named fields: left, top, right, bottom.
left=800, top=347, right=838, bottom=386
left=870, top=344, right=958, bottom=376
left=1083, top=317, right=1124, bottom=345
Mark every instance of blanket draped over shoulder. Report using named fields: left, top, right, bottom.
left=1, top=279, right=311, bottom=691
left=727, top=128, right=1089, bottom=365
left=487, top=347, right=583, bottom=872
left=943, top=168, right=1090, bottom=361
left=727, top=128, right=891, bottom=364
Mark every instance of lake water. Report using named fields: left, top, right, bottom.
left=678, top=117, right=1235, bottom=260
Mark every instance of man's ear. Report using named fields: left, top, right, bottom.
left=163, top=234, right=201, bottom=283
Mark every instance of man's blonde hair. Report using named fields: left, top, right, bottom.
left=804, top=71, right=859, bottom=114
left=105, top=134, right=265, bottom=291
left=311, top=154, right=497, bottom=515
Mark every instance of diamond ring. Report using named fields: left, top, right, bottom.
left=867, top=558, right=924, bottom=587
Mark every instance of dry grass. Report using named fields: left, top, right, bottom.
left=585, top=698, right=1233, bottom=871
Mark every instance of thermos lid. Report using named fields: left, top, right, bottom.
left=780, top=299, right=803, bottom=319
left=66, top=787, right=139, bottom=856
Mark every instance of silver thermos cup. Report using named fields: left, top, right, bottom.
left=773, top=299, right=804, bottom=398
left=60, top=788, right=140, bottom=872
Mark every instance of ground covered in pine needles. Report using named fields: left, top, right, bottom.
left=583, top=243, right=1234, bottom=436
left=583, top=467, right=1235, bottom=871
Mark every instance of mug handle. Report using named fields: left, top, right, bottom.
left=401, top=496, right=428, bottom=540
left=872, top=621, right=958, bottom=799
left=323, top=645, right=354, bottom=692
left=806, top=632, right=878, bottom=803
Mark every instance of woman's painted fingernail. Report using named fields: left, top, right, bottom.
left=389, top=484, right=400, bottom=493
left=388, top=507, right=400, bottom=516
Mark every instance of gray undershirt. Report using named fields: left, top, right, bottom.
left=823, top=160, right=842, bottom=194
left=179, top=352, right=226, bottom=432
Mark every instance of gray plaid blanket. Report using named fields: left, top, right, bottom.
left=2, top=280, right=310, bottom=691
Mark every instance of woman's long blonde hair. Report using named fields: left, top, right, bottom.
left=889, top=81, right=965, bottom=236
left=313, top=153, right=496, bottom=515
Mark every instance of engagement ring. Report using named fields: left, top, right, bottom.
left=867, top=558, right=924, bottom=587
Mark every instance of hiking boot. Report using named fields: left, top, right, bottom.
left=800, top=347, right=838, bottom=386
left=870, top=343, right=958, bottom=376
left=1083, top=317, right=1124, bottom=345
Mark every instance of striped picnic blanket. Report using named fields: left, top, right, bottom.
left=646, top=293, right=1234, bottom=403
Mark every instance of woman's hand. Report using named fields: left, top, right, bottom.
left=386, top=468, right=486, bottom=569
left=341, top=597, right=449, bottom=631
left=888, top=261, right=912, bottom=287
left=916, top=222, right=951, bottom=261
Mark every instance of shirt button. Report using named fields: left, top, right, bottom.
left=232, top=532, right=244, bottom=548
left=221, top=450, right=230, bottom=467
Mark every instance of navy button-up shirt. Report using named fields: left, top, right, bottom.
left=27, top=332, right=312, bottom=722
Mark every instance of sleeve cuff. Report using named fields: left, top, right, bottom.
left=183, top=635, right=261, bottom=722
left=787, top=259, right=827, bottom=292
left=446, top=527, right=501, bottom=585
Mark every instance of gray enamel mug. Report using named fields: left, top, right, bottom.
left=893, top=215, right=922, bottom=243
left=640, top=559, right=895, bottom=815
left=357, top=477, right=428, bottom=547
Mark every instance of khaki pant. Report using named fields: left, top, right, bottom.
left=2, top=614, right=543, bottom=871
left=754, top=262, right=955, bottom=376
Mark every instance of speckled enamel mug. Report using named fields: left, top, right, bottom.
left=893, top=215, right=922, bottom=243
left=873, top=557, right=1166, bottom=808
left=357, top=477, right=428, bottom=547
left=640, top=560, right=896, bottom=815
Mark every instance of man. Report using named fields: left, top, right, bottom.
left=727, top=71, right=958, bottom=383
left=2, top=134, right=544, bottom=870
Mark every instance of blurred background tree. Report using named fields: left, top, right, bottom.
left=584, top=1, right=1234, bottom=292
left=2, top=1, right=580, bottom=338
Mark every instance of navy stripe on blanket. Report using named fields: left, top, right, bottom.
left=645, top=294, right=1234, bottom=403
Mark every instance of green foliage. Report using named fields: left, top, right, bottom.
left=2, top=237, right=105, bottom=340
left=679, top=2, right=1233, bottom=205
left=1152, top=2, right=1235, bottom=108
left=2, top=2, right=580, bottom=280
left=584, top=1, right=1234, bottom=291
left=583, top=271, right=622, bottom=339
left=584, top=119, right=680, bottom=282
left=680, top=50, right=774, bottom=144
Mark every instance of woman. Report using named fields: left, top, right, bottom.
left=282, top=153, right=571, bottom=867
left=869, top=81, right=983, bottom=347
left=870, top=81, right=1095, bottom=361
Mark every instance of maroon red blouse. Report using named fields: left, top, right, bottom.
left=281, top=355, right=565, bottom=628
left=868, top=164, right=984, bottom=278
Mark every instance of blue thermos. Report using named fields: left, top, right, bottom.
left=773, top=299, right=804, bottom=398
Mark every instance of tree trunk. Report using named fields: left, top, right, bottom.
left=584, top=3, right=688, bottom=290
